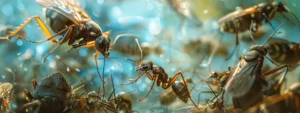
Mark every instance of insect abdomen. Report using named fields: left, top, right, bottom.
left=267, top=43, right=293, bottom=64
left=172, top=81, right=189, bottom=103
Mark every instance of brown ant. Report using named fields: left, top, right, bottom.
left=118, top=58, right=199, bottom=109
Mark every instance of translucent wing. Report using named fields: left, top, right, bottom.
left=225, top=59, right=257, bottom=97
left=64, top=0, right=91, bottom=20
left=36, top=0, right=90, bottom=25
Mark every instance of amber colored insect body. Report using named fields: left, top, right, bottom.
left=266, top=38, right=300, bottom=69
left=219, top=2, right=289, bottom=34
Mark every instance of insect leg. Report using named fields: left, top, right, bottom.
left=262, top=64, right=288, bottom=90
left=68, top=41, right=95, bottom=52
left=42, top=25, right=75, bottom=63
left=0, top=16, right=59, bottom=43
left=21, top=100, right=41, bottom=113
left=262, top=13, right=276, bottom=31
left=163, top=72, right=200, bottom=109
left=225, top=18, right=240, bottom=60
left=137, top=78, right=156, bottom=102
left=110, top=34, right=143, bottom=59
left=94, top=51, right=105, bottom=88
left=121, top=71, right=147, bottom=85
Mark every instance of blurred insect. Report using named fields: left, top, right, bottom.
left=266, top=38, right=300, bottom=70
left=0, top=0, right=142, bottom=85
left=66, top=75, right=137, bottom=113
left=182, top=39, right=229, bottom=67
left=246, top=82, right=300, bottom=113
left=165, top=0, right=202, bottom=26
left=218, top=0, right=300, bottom=59
left=224, top=24, right=289, bottom=110
left=113, top=41, right=163, bottom=59
left=120, top=58, right=199, bottom=109
left=19, top=72, right=71, bottom=113
left=0, top=83, right=14, bottom=112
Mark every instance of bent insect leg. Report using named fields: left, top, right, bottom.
left=0, top=16, right=59, bottom=43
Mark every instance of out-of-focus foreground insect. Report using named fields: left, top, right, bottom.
left=224, top=24, right=289, bottom=110
left=65, top=75, right=137, bottom=113
left=266, top=38, right=300, bottom=70
left=120, top=58, right=199, bottom=109
left=0, top=83, right=14, bottom=112
left=218, top=0, right=300, bottom=59
left=246, top=82, right=300, bottom=113
left=19, top=72, right=71, bottom=113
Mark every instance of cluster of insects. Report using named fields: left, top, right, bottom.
left=0, top=0, right=300, bottom=112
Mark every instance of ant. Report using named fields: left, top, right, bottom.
left=119, top=58, right=199, bottom=109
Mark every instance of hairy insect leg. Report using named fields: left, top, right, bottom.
left=0, top=16, right=59, bottom=43
left=137, top=78, right=156, bottom=102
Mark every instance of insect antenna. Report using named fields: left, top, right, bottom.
left=262, top=23, right=284, bottom=46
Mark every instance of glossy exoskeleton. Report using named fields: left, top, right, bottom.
left=224, top=24, right=289, bottom=110
left=266, top=38, right=300, bottom=70
left=19, top=72, right=71, bottom=113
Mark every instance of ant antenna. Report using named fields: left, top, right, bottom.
left=135, top=38, right=143, bottom=60
left=262, top=23, right=284, bottom=46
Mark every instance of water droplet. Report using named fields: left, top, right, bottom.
left=24, top=68, right=28, bottom=72
left=56, top=55, right=60, bottom=59
left=203, top=9, right=208, bottom=14
left=2, top=75, right=6, bottom=79
left=16, top=40, right=23, bottom=46
left=75, top=68, right=80, bottom=72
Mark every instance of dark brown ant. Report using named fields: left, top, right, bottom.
left=119, top=58, right=199, bottom=109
